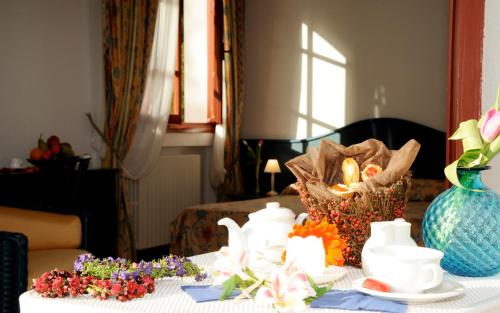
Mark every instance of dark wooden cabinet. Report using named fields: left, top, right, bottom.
left=0, top=169, right=119, bottom=258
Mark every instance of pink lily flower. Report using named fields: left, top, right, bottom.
left=255, top=263, right=316, bottom=312
left=481, top=108, right=500, bottom=143
left=212, top=246, right=250, bottom=285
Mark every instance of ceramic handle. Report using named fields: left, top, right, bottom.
left=296, top=213, right=309, bottom=225
left=418, top=264, right=443, bottom=291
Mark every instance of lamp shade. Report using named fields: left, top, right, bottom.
left=264, top=159, right=281, bottom=173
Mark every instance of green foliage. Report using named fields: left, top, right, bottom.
left=220, top=275, right=242, bottom=300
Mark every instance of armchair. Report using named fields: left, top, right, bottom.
left=0, top=206, right=91, bottom=313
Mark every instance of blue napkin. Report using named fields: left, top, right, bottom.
left=181, top=285, right=241, bottom=303
left=311, top=289, right=407, bottom=313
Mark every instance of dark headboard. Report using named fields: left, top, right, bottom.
left=240, top=118, right=445, bottom=196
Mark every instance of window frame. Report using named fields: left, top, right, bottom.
left=167, top=0, right=222, bottom=133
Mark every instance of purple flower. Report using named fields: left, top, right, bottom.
left=143, top=262, right=152, bottom=275
left=132, top=270, right=139, bottom=279
left=176, top=267, right=186, bottom=276
left=74, top=253, right=93, bottom=272
left=119, top=270, right=130, bottom=280
left=165, top=257, right=178, bottom=270
left=195, top=272, right=207, bottom=281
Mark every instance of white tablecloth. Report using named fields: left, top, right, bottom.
left=20, top=253, right=500, bottom=313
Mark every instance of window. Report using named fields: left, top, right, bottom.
left=167, top=0, right=222, bottom=133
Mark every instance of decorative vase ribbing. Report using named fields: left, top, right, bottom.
left=422, top=167, right=500, bottom=277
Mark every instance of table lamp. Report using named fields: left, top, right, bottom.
left=264, top=159, right=281, bottom=196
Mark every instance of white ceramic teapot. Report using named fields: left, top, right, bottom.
left=361, top=218, right=417, bottom=276
left=218, top=202, right=308, bottom=269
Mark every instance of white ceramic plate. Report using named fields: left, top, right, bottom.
left=352, top=277, right=465, bottom=304
left=311, top=266, right=348, bottom=285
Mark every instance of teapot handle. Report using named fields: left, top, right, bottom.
left=295, top=213, right=309, bottom=225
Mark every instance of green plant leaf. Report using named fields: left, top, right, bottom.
left=485, top=136, right=500, bottom=160
left=445, top=156, right=484, bottom=192
left=304, top=275, right=332, bottom=304
left=457, top=120, right=483, bottom=151
left=444, top=160, right=463, bottom=189
left=220, top=275, right=241, bottom=300
left=449, top=127, right=463, bottom=140
left=458, top=149, right=487, bottom=168
left=243, top=267, right=258, bottom=281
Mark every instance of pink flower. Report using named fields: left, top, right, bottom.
left=481, top=108, right=500, bottom=143
left=255, top=263, right=316, bottom=312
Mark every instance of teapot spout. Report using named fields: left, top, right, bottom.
left=218, top=217, right=248, bottom=253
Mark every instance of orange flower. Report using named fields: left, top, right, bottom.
left=288, top=218, right=347, bottom=266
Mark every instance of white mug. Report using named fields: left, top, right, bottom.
left=368, top=245, right=444, bottom=293
left=286, top=236, right=325, bottom=276
left=10, top=158, right=23, bottom=169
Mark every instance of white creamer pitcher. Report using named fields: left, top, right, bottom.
left=361, top=218, right=417, bottom=276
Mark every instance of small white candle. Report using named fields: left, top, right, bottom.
left=286, top=236, right=325, bottom=276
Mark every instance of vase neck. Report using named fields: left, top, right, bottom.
left=457, top=168, right=486, bottom=190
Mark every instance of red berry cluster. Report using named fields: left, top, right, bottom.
left=32, top=270, right=86, bottom=298
left=32, top=269, right=155, bottom=302
left=88, top=275, right=155, bottom=301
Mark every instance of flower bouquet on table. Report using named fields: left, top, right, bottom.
left=32, top=253, right=207, bottom=301
left=210, top=218, right=346, bottom=312
left=285, top=138, right=420, bottom=267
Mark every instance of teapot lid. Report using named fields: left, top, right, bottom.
left=250, top=202, right=295, bottom=221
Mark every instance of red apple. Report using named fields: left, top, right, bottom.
left=47, top=135, right=60, bottom=148
left=51, top=144, right=61, bottom=154
left=42, top=150, right=52, bottom=161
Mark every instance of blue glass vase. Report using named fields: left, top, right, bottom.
left=422, top=167, right=500, bottom=277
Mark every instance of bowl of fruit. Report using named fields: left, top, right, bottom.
left=28, top=135, right=88, bottom=171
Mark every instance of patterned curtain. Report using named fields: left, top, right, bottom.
left=222, top=0, right=245, bottom=197
left=102, top=0, right=159, bottom=258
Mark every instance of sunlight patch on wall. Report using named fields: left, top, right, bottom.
left=296, top=23, right=346, bottom=139
left=312, top=57, right=345, bottom=132
left=312, top=31, right=346, bottom=64
left=299, top=54, right=308, bottom=115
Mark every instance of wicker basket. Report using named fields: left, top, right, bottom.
left=297, top=174, right=412, bottom=267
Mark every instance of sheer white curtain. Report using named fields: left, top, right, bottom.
left=122, top=0, right=179, bottom=180
left=210, top=61, right=227, bottom=187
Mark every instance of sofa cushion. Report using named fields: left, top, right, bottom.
left=0, top=206, right=81, bottom=250
left=28, top=249, right=87, bottom=285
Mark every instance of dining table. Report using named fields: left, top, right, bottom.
left=19, top=252, right=500, bottom=313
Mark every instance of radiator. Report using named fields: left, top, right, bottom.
left=132, top=154, right=201, bottom=249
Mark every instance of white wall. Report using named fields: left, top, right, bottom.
left=243, top=0, right=448, bottom=139
left=0, top=0, right=104, bottom=168
left=481, top=0, right=500, bottom=193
